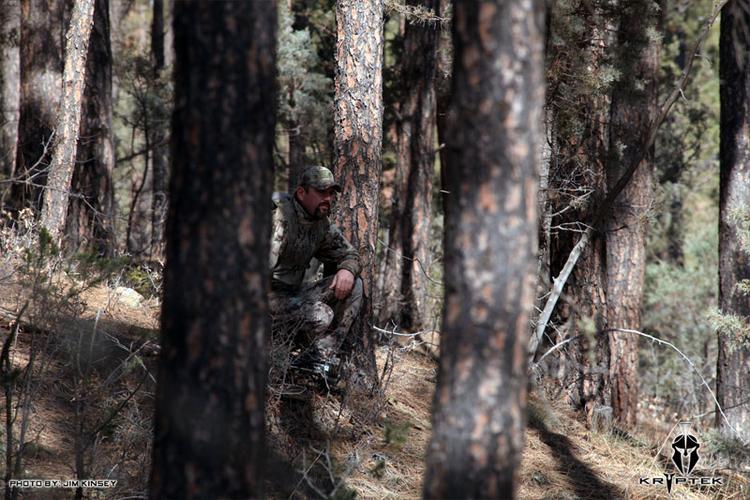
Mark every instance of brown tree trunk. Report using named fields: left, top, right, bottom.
left=542, top=0, right=612, bottom=421
left=717, top=1, right=750, bottom=441
left=40, top=0, right=96, bottom=245
left=9, top=0, right=66, bottom=213
left=66, top=0, right=115, bottom=256
left=380, top=162, right=406, bottom=325
left=150, top=0, right=167, bottom=257
left=606, top=0, right=658, bottom=429
left=127, top=147, right=152, bottom=257
left=0, top=0, right=20, bottom=183
left=423, top=1, right=544, bottom=498
left=435, top=0, right=451, bottom=211
left=148, top=1, right=276, bottom=498
left=381, top=1, right=439, bottom=332
left=399, top=3, right=437, bottom=332
left=333, top=0, right=384, bottom=385
left=151, top=0, right=165, bottom=73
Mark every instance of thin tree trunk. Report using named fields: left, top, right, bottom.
left=717, top=1, right=750, bottom=442
left=151, top=0, right=164, bottom=72
left=40, top=0, right=96, bottom=245
left=423, top=1, right=544, bottom=497
left=435, top=0, right=451, bottom=213
left=148, top=1, right=276, bottom=497
left=333, top=0, right=384, bottom=386
left=66, top=0, right=115, bottom=256
left=286, top=77, right=305, bottom=190
left=380, top=118, right=407, bottom=326
left=150, top=0, right=167, bottom=257
left=606, top=0, right=659, bottom=429
left=0, top=0, right=20, bottom=183
left=127, top=137, right=150, bottom=256
left=9, top=0, right=66, bottom=213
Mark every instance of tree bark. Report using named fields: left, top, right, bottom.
left=0, top=0, right=20, bottom=183
left=285, top=79, right=305, bottom=191
left=717, top=1, right=750, bottom=441
left=606, top=0, right=658, bottom=429
left=40, top=0, right=96, bottom=246
left=423, top=1, right=544, bottom=498
left=541, top=0, right=612, bottom=421
left=127, top=137, right=152, bottom=256
left=333, top=0, right=384, bottom=385
left=151, top=0, right=165, bottom=73
left=381, top=0, right=439, bottom=331
left=66, top=0, right=115, bottom=256
left=9, top=0, right=66, bottom=213
left=435, top=0, right=451, bottom=212
left=399, top=4, right=437, bottom=332
left=150, top=0, right=168, bottom=258
left=148, top=1, right=276, bottom=497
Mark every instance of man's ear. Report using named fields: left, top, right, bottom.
left=295, top=186, right=306, bottom=198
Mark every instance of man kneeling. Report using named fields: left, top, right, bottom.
left=269, top=166, right=363, bottom=384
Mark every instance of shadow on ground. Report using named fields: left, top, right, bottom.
left=530, top=417, right=623, bottom=499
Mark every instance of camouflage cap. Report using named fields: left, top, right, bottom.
left=299, top=165, right=342, bottom=192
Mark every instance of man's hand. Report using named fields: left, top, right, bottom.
left=329, top=269, right=355, bottom=300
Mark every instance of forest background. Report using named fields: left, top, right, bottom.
left=0, top=0, right=749, bottom=498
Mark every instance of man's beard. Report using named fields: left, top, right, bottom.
left=314, top=203, right=330, bottom=218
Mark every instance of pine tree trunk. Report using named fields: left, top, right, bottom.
left=423, top=1, right=544, bottom=497
left=380, top=164, right=406, bottom=325
left=40, top=0, right=96, bottom=245
left=333, top=0, right=384, bottom=385
left=0, top=0, right=20, bottom=183
left=382, top=0, right=438, bottom=332
left=287, top=108, right=305, bottom=191
left=66, top=0, right=115, bottom=255
left=399, top=2, right=438, bottom=331
left=717, top=1, right=750, bottom=441
left=127, top=147, right=152, bottom=256
left=606, top=0, right=658, bottom=429
left=150, top=0, right=167, bottom=258
left=286, top=69, right=305, bottom=191
left=9, top=0, right=66, bottom=213
left=151, top=0, right=164, bottom=72
left=435, top=0, right=451, bottom=211
left=148, top=2, right=276, bottom=497
left=543, top=0, right=612, bottom=421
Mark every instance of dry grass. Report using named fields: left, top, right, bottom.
left=1, top=266, right=747, bottom=499
left=519, top=394, right=748, bottom=500
left=271, top=344, right=748, bottom=500
left=0, top=274, right=159, bottom=499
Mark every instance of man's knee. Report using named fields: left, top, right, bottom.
left=310, top=302, right=334, bottom=333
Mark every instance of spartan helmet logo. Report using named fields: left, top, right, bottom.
left=671, top=432, right=700, bottom=474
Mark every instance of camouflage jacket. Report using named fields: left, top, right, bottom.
left=270, top=192, right=360, bottom=289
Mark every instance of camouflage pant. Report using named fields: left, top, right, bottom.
left=270, top=275, right=363, bottom=358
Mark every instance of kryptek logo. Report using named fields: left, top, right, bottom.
left=671, top=431, right=700, bottom=474
left=639, top=422, right=723, bottom=494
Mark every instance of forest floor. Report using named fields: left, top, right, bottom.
left=0, top=275, right=747, bottom=499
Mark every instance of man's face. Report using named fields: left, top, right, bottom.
left=296, top=185, right=337, bottom=218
